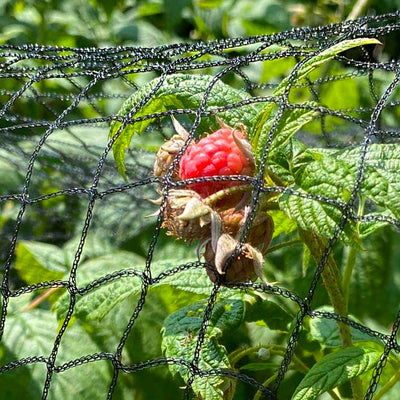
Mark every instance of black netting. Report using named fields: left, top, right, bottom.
left=1, top=11, right=400, bottom=400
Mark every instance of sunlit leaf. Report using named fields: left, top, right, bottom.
left=292, top=343, right=381, bottom=400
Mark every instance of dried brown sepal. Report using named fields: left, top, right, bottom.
left=204, top=234, right=268, bottom=284
left=232, top=130, right=255, bottom=173
left=162, top=189, right=216, bottom=240
left=247, top=212, right=275, bottom=253
left=219, top=209, right=274, bottom=253
left=216, top=116, right=256, bottom=174
left=153, top=117, right=189, bottom=179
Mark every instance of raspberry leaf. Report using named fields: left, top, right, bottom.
left=252, top=38, right=380, bottom=162
left=245, top=298, right=293, bottom=332
left=274, top=38, right=381, bottom=97
left=308, top=143, right=400, bottom=231
left=280, top=192, right=358, bottom=246
left=109, top=74, right=261, bottom=179
left=292, top=343, right=382, bottom=400
left=161, top=297, right=244, bottom=400
left=253, top=102, right=319, bottom=163
left=322, top=144, right=400, bottom=219
left=308, top=307, right=380, bottom=348
left=276, top=142, right=400, bottom=244
left=15, top=241, right=68, bottom=285
left=54, top=257, right=213, bottom=322
left=2, top=309, right=110, bottom=400
left=278, top=152, right=358, bottom=245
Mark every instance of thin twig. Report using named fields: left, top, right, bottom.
left=24, top=287, right=59, bottom=311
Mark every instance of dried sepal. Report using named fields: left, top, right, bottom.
left=178, top=196, right=212, bottom=221
left=246, top=211, right=275, bottom=253
left=232, top=129, right=255, bottom=172
left=153, top=117, right=189, bottom=178
left=171, top=116, right=190, bottom=141
left=245, top=243, right=268, bottom=284
left=210, top=211, right=222, bottom=252
left=214, top=234, right=237, bottom=275
left=204, top=233, right=268, bottom=284
left=162, top=189, right=214, bottom=240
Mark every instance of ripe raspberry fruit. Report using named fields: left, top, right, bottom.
left=179, top=125, right=254, bottom=198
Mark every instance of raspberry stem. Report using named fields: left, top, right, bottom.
left=203, top=184, right=253, bottom=206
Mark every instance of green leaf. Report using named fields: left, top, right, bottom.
left=164, top=0, right=190, bottom=30
left=109, top=73, right=261, bottom=178
left=279, top=150, right=358, bottom=245
left=1, top=308, right=110, bottom=400
left=358, top=211, right=393, bottom=237
left=62, top=233, right=115, bottom=266
left=261, top=51, right=297, bottom=82
left=161, top=297, right=244, bottom=399
left=269, top=210, right=298, bottom=238
left=270, top=104, right=319, bottom=151
left=0, top=149, right=24, bottom=195
left=0, top=201, right=18, bottom=230
left=319, top=69, right=360, bottom=111
left=279, top=193, right=357, bottom=245
left=294, top=154, right=355, bottom=198
left=308, top=307, right=380, bottom=348
left=157, top=266, right=213, bottom=295
left=15, top=241, right=68, bottom=284
left=54, top=251, right=145, bottom=321
left=0, top=334, right=43, bottom=399
left=249, top=102, right=275, bottom=145
left=195, top=0, right=224, bottom=8
left=245, top=299, right=293, bottom=332
left=357, top=342, right=400, bottom=395
left=54, top=257, right=213, bottom=322
left=292, top=344, right=382, bottom=400
left=266, top=132, right=315, bottom=184
left=350, top=226, right=400, bottom=324
left=334, top=144, right=400, bottom=219
left=310, top=143, right=400, bottom=232
left=253, top=102, right=319, bottom=162
left=252, top=38, right=380, bottom=162
left=275, top=38, right=381, bottom=96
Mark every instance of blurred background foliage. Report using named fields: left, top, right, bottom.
left=1, top=1, right=400, bottom=399
left=0, top=0, right=399, bottom=47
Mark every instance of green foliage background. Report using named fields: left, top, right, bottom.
left=1, top=1, right=400, bottom=400
left=0, top=0, right=399, bottom=47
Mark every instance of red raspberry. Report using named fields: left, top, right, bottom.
left=179, top=127, right=254, bottom=198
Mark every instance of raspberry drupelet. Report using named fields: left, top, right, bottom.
left=179, top=127, right=254, bottom=198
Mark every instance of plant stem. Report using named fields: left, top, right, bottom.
left=253, top=373, right=278, bottom=400
left=266, top=239, right=302, bottom=254
left=373, top=369, right=400, bottom=400
left=300, top=229, right=352, bottom=344
left=342, top=245, right=358, bottom=306
left=242, top=343, right=339, bottom=400
left=299, top=229, right=364, bottom=399
left=204, top=185, right=252, bottom=206
left=230, top=344, right=308, bottom=373
left=342, top=196, right=364, bottom=306
left=229, top=345, right=265, bottom=366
